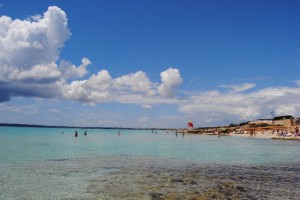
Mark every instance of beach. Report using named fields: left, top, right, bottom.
left=230, top=132, right=300, bottom=140
left=183, top=125, right=300, bottom=141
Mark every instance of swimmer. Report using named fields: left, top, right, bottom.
left=75, top=131, right=78, bottom=137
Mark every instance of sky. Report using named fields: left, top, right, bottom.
left=0, top=0, right=300, bottom=128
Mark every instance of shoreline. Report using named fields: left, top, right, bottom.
left=179, top=124, right=300, bottom=141
left=180, top=130, right=300, bottom=141
left=215, top=132, right=300, bottom=141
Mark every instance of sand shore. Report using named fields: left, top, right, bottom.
left=229, top=132, right=300, bottom=140
left=182, top=125, right=300, bottom=141
left=230, top=132, right=274, bottom=139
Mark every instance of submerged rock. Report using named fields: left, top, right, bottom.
left=38, top=155, right=299, bottom=200
left=149, top=192, right=163, bottom=200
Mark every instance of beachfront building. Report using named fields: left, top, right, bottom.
left=273, top=115, right=294, bottom=126
left=249, top=115, right=295, bottom=127
left=250, top=119, right=273, bottom=125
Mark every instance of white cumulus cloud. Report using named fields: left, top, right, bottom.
left=158, top=68, right=183, bottom=98
left=60, top=58, right=91, bottom=79
left=113, top=71, right=155, bottom=95
left=63, top=70, right=113, bottom=103
left=0, top=6, right=83, bottom=101
left=0, top=6, right=184, bottom=107
left=0, top=6, right=70, bottom=73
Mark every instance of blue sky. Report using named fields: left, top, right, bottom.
left=0, top=0, right=300, bottom=128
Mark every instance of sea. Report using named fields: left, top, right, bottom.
left=0, top=126, right=300, bottom=200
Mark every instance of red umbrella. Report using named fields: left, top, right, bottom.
left=187, top=121, right=193, bottom=129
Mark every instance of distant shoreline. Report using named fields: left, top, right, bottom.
left=0, top=123, right=174, bottom=130
left=2, top=123, right=299, bottom=141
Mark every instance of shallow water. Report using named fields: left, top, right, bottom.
left=1, top=127, right=300, bottom=199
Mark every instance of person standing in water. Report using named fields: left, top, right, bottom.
left=75, top=131, right=78, bottom=137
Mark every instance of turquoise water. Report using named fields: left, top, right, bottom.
left=1, top=126, right=300, bottom=199
left=1, top=126, right=299, bottom=164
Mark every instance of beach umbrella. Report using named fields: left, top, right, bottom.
left=187, top=121, right=193, bottom=128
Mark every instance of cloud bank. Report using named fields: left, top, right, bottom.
left=0, top=6, right=183, bottom=105
left=179, top=86, right=300, bottom=126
